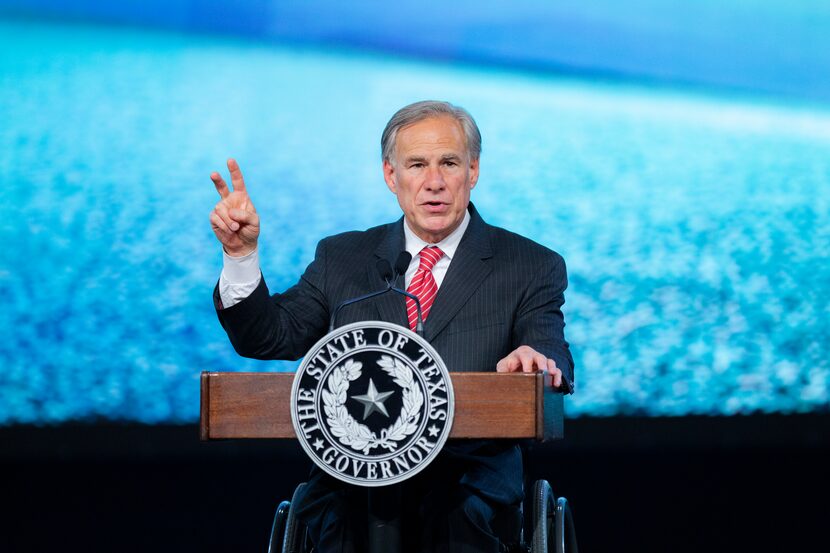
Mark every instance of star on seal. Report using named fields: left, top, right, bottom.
left=351, top=378, right=394, bottom=419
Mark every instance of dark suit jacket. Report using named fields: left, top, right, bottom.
left=215, top=203, right=573, bottom=506
left=216, top=203, right=573, bottom=383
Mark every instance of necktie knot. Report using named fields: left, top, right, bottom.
left=417, top=246, right=443, bottom=272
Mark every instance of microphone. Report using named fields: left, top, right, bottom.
left=328, top=252, right=426, bottom=338
left=387, top=251, right=424, bottom=336
left=329, top=262, right=395, bottom=332
left=376, top=258, right=394, bottom=285
left=393, top=251, right=411, bottom=280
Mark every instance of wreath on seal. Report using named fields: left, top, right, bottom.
left=321, top=356, right=423, bottom=455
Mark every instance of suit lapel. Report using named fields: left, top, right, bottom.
left=370, top=218, right=409, bottom=328
left=424, top=205, right=493, bottom=342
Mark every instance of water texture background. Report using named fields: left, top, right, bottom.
left=2, top=17, right=829, bottom=423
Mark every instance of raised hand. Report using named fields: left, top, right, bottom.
left=210, top=158, right=260, bottom=257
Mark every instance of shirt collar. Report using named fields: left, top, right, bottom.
left=403, top=208, right=471, bottom=261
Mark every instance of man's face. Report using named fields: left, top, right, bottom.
left=383, top=115, right=479, bottom=243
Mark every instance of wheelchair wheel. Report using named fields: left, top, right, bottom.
left=529, top=480, right=577, bottom=553
left=530, top=480, right=555, bottom=553
left=554, top=496, right=578, bottom=553
left=282, top=483, right=309, bottom=553
left=268, top=500, right=291, bottom=553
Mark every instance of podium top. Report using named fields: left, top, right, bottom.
left=200, top=371, right=564, bottom=442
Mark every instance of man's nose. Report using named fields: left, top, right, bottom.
left=424, top=166, right=446, bottom=190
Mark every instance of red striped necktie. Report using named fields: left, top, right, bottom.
left=406, top=246, right=444, bottom=331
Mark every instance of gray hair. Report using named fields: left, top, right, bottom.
left=381, top=100, right=481, bottom=163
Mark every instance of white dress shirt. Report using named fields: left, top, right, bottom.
left=401, top=209, right=469, bottom=289
left=218, top=210, right=471, bottom=308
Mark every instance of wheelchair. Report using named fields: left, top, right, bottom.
left=267, top=478, right=577, bottom=553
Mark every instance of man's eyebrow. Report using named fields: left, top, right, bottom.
left=403, top=153, right=462, bottom=164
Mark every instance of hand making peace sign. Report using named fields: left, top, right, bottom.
left=209, top=158, right=260, bottom=257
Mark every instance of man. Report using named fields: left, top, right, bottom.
left=210, top=101, right=573, bottom=552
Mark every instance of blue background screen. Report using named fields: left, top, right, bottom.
left=2, top=1, right=828, bottom=423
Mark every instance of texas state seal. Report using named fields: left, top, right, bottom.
left=290, top=321, right=454, bottom=487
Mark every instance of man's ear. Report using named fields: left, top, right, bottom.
left=469, top=158, right=480, bottom=190
left=383, top=159, right=397, bottom=194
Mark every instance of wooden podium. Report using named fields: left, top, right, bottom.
left=200, top=371, right=564, bottom=442
left=199, top=370, right=567, bottom=552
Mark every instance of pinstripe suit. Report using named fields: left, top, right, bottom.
left=215, top=202, right=572, bottom=552
left=216, top=203, right=572, bottom=381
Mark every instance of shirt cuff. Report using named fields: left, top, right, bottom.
left=218, top=248, right=262, bottom=308
left=222, top=247, right=261, bottom=283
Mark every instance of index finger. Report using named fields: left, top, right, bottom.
left=211, top=172, right=230, bottom=198
left=227, top=158, right=247, bottom=193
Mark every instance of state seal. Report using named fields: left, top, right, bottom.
left=290, top=321, right=454, bottom=487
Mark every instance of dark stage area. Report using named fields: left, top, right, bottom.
left=3, top=415, right=828, bottom=553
